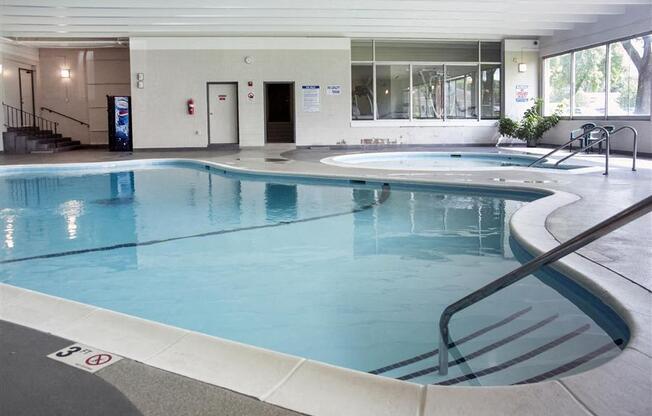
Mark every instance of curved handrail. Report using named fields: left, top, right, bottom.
left=438, top=194, right=652, bottom=375
left=612, top=126, right=638, bottom=171
left=41, top=106, right=90, bottom=127
left=527, top=126, right=608, bottom=168
left=528, top=126, right=611, bottom=175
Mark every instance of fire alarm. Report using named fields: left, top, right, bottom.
left=247, top=81, right=253, bottom=87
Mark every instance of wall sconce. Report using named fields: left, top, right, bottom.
left=60, top=68, right=71, bottom=78
left=518, top=63, right=527, bottom=73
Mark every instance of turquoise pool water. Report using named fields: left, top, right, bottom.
left=323, top=152, right=585, bottom=171
left=0, top=162, right=626, bottom=385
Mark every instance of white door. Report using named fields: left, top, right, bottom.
left=208, top=83, right=238, bottom=144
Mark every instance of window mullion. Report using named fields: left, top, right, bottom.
left=570, top=52, right=576, bottom=120
left=605, top=43, right=611, bottom=119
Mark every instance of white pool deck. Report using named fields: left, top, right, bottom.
left=0, top=145, right=650, bottom=416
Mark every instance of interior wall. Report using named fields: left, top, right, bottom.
left=503, top=40, right=540, bottom=120
left=38, top=48, right=130, bottom=145
left=538, top=4, right=652, bottom=154
left=130, top=37, right=500, bottom=149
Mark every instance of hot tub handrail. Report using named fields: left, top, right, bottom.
left=527, top=126, right=609, bottom=169
left=555, top=126, right=637, bottom=173
left=438, top=194, right=652, bottom=376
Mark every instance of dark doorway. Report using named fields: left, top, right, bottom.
left=265, top=83, right=295, bottom=143
left=18, top=68, right=36, bottom=126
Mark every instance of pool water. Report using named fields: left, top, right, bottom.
left=0, top=162, right=627, bottom=386
left=322, top=152, right=584, bottom=171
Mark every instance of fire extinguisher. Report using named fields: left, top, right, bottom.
left=187, top=99, right=195, bottom=115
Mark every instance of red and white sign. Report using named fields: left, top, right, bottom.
left=218, top=94, right=227, bottom=101
left=48, top=344, right=122, bottom=373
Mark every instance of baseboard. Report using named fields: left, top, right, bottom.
left=297, top=143, right=497, bottom=150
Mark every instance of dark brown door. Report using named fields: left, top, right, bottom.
left=265, top=83, right=294, bottom=143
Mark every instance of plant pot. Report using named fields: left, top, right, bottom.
left=526, top=138, right=538, bottom=147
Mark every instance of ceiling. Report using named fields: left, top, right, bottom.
left=1, top=0, right=650, bottom=42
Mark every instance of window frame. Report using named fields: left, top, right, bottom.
left=541, top=30, right=652, bottom=121
left=351, top=39, right=503, bottom=124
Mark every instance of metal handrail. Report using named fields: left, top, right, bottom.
left=527, top=126, right=611, bottom=175
left=613, top=126, right=638, bottom=171
left=41, top=106, right=90, bottom=127
left=438, top=194, right=652, bottom=375
left=2, top=102, right=59, bottom=134
left=554, top=126, right=637, bottom=173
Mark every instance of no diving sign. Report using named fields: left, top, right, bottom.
left=47, top=344, right=122, bottom=373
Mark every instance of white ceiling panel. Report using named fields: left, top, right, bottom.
left=0, top=0, right=650, bottom=42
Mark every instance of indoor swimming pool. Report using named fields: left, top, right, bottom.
left=0, top=161, right=628, bottom=386
left=322, top=152, right=588, bottom=171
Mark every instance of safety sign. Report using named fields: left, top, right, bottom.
left=47, top=344, right=122, bottom=373
left=302, top=85, right=320, bottom=112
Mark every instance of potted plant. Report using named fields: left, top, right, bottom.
left=498, top=99, right=561, bottom=147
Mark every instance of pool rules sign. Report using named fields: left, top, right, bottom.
left=47, top=344, right=122, bottom=373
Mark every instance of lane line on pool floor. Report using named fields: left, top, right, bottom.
left=435, top=323, right=591, bottom=386
left=397, top=313, right=559, bottom=381
left=0, top=184, right=391, bottom=265
left=368, top=306, right=533, bottom=375
left=512, top=338, right=623, bottom=385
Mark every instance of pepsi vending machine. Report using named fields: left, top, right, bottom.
left=107, top=96, right=133, bottom=151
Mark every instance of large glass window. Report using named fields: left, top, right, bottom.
left=543, top=34, right=650, bottom=118
left=375, top=41, right=479, bottom=62
left=609, top=35, right=652, bottom=116
left=543, top=53, right=571, bottom=116
left=481, top=64, right=501, bottom=119
left=376, top=65, right=410, bottom=119
left=412, top=65, right=444, bottom=119
left=446, top=66, right=477, bottom=119
left=574, top=45, right=607, bottom=116
left=350, top=39, right=503, bottom=121
left=351, top=65, right=374, bottom=120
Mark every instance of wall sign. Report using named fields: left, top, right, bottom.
left=515, top=85, right=529, bottom=102
left=302, top=85, right=320, bottom=112
left=326, top=85, right=341, bottom=96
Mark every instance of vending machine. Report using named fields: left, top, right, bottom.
left=107, top=96, right=133, bottom=151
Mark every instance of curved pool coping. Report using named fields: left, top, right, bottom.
left=0, top=158, right=649, bottom=416
left=320, top=151, right=604, bottom=174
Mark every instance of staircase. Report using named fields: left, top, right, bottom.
left=2, top=103, right=81, bottom=154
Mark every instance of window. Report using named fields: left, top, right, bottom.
left=609, top=35, right=652, bottom=116
left=376, top=65, right=410, bottom=119
left=542, top=33, right=650, bottom=119
left=446, top=66, right=477, bottom=119
left=574, top=45, right=607, bottom=116
left=543, top=53, right=571, bottom=116
left=481, top=65, right=501, bottom=119
left=412, top=65, right=444, bottom=119
left=350, top=39, right=503, bottom=121
left=351, top=65, right=374, bottom=120
left=351, top=40, right=373, bottom=62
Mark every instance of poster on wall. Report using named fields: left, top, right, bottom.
left=326, top=85, right=341, bottom=96
left=515, top=85, right=529, bottom=103
left=302, top=85, right=320, bottom=112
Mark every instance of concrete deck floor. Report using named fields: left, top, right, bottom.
left=0, top=145, right=650, bottom=415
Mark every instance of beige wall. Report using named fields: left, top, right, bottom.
left=38, top=48, right=130, bottom=145
left=129, top=37, right=499, bottom=149
left=503, top=40, right=540, bottom=120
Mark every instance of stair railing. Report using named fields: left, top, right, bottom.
left=438, top=194, right=652, bottom=375
left=3, top=102, right=59, bottom=134
left=554, top=126, right=638, bottom=172
left=41, top=106, right=90, bottom=127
